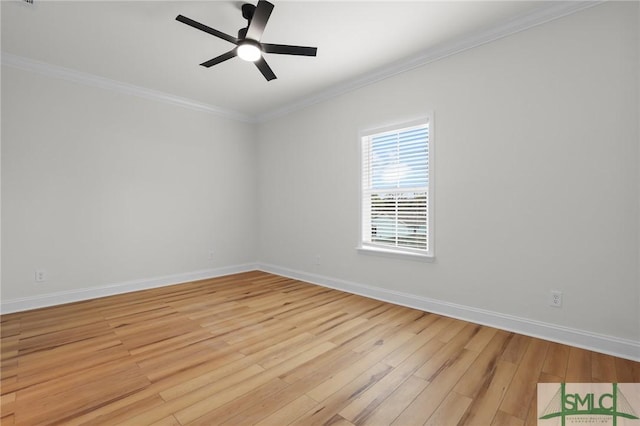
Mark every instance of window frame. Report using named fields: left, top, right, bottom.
left=357, top=115, right=435, bottom=262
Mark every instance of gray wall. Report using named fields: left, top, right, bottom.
left=2, top=66, right=258, bottom=300
left=257, top=2, right=639, bottom=342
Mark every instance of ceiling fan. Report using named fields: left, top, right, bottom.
left=176, top=0, right=317, bottom=81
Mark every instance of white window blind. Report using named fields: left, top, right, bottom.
left=360, top=119, right=432, bottom=258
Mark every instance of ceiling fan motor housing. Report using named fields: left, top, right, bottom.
left=242, top=3, right=256, bottom=21
left=176, top=0, right=317, bottom=81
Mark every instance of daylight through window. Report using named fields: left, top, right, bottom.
left=360, top=118, right=433, bottom=258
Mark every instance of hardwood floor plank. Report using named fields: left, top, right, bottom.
left=524, top=394, right=539, bottom=426
left=223, top=317, right=294, bottom=345
left=413, top=323, right=481, bottom=380
left=0, top=414, right=15, bottom=426
left=591, top=351, right=618, bottom=382
left=464, top=326, right=499, bottom=352
left=148, top=415, right=181, bottom=426
left=306, top=331, right=414, bottom=402
left=233, top=323, right=309, bottom=356
left=39, top=385, right=165, bottom=426
left=359, top=375, right=429, bottom=425
left=254, top=395, right=318, bottom=426
left=15, top=360, right=150, bottom=425
left=293, top=362, right=393, bottom=426
left=499, top=338, right=549, bottom=420
left=324, top=415, right=356, bottom=426
left=149, top=348, right=249, bottom=388
left=157, top=333, right=317, bottom=402
left=220, top=355, right=358, bottom=426
left=18, top=321, right=114, bottom=355
left=230, top=348, right=370, bottom=425
left=0, top=392, right=16, bottom=419
left=424, top=391, right=472, bottom=426
left=78, top=394, right=166, bottom=426
left=500, top=333, right=530, bottom=364
left=309, top=316, right=368, bottom=343
left=106, top=306, right=175, bottom=328
left=391, top=349, right=479, bottom=425
left=458, top=360, right=518, bottom=426
left=0, top=271, right=635, bottom=425
left=382, top=316, right=452, bottom=368
left=541, top=342, right=570, bottom=378
left=565, top=346, right=592, bottom=382
left=328, top=321, right=390, bottom=348
left=615, top=357, right=640, bottom=382
left=0, top=317, right=20, bottom=338
left=173, top=341, right=337, bottom=425
left=0, top=333, right=19, bottom=394
left=159, top=363, right=265, bottom=402
left=15, top=344, right=131, bottom=392
left=454, top=330, right=512, bottom=398
left=492, top=410, right=525, bottom=426
left=118, top=364, right=265, bottom=426
left=339, top=337, right=444, bottom=423
left=258, top=333, right=334, bottom=370
left=185, top=378, right=290, bottom=425
left=538, top=372, right=563, bottom=383
left=128, top=329, right=218, bottom=360
left=400, top=312, right=439, bottom=334
left=279, top=341, right=363, bottom=385
left=435, top=318, right=469, bottom=343
left=16, top=332, right=122, bottom=366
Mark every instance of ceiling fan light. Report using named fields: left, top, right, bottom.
left=237, top=41, right=261, bottom=62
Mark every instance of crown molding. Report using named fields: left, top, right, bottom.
left=0, top=52, right=256, bottom=123
left=2, top=1, right=603, bottom=124
left=256, top=0, right=604, bottom=123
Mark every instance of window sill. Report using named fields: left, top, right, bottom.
left=356, top=246, right=435, bottom=262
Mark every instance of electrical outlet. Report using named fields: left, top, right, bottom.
left=549, top=290, right=562, bottom=308
left=35, top=270, right=47, bottom=283
left=314, top=255, right=321, bottom=266
left=208, top=249, right=215, bottom=260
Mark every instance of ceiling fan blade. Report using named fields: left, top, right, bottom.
left=255, top=56, right=277, bottom=81
left=262, top=44, right=317, bottom=56
left=245, top=0, right=274, bottom=41
left=176, top=15, right=238, bottom=45
left=200, top=48, right=238, bottom=68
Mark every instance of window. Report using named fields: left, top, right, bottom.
left=359, top=116, right=434, bottom=260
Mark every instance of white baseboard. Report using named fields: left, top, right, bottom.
left=257, top=263, right=640, bottom=362
left=3, top=262, right=637, bottom=361
left=0, top=263, right=258, bottom=315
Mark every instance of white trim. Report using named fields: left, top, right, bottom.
left=3, top=262, right=638, bottom=361
left=358, top=115, right=435, bottom=259
left=0, top=263, right=258, bottom=315
left=2, top=2, right=602, bottom=124
left=257, top=263, right=640, bottom=362
left=0, top=52, right=256, bottom=124
left=255, top=1, right=604, bottom=122
left=356, top=246, right=435, bottom=263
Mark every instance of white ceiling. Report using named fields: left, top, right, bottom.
left=1, top=1, right=595, bottom=120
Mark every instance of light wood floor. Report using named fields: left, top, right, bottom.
left=1, top=271, right=638, bottom=425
